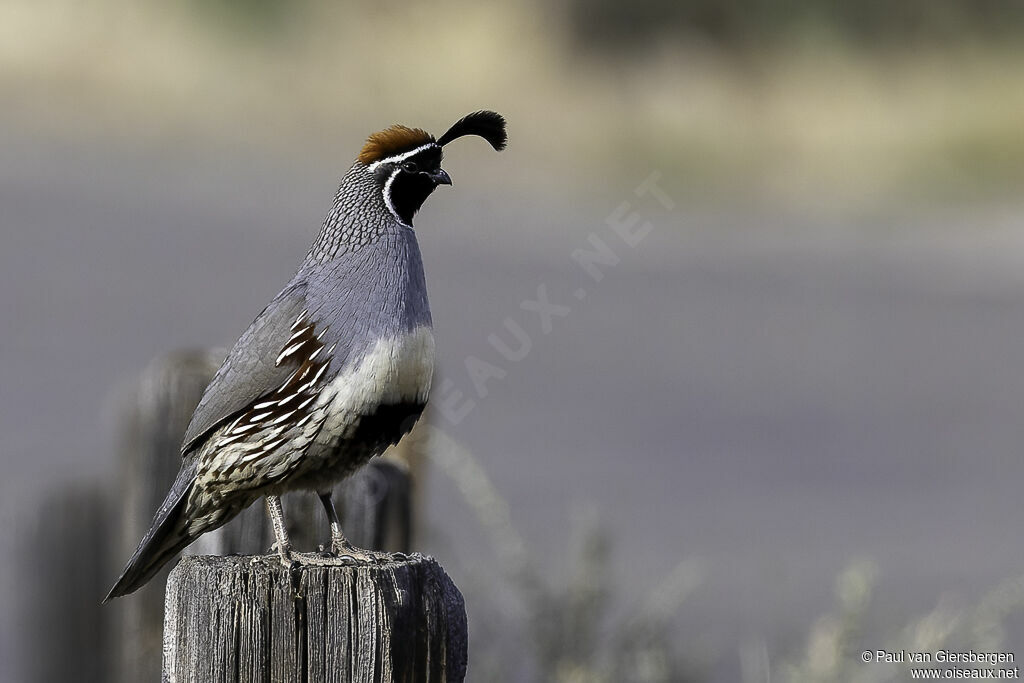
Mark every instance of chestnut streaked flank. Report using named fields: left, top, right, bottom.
left=105, top=111, right=507, bottom=601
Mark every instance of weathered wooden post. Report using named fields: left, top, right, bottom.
left=162, top=554, right=467, bottom=682
left=20, top=484, right=112, bottom=683
left=112, top=349, right=224, bottom=683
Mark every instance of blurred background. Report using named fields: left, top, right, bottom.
left=3, top=0, right=1024, bottom=681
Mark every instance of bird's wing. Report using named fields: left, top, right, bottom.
left=180, top=280, right=312, bottom=455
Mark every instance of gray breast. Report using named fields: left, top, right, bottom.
left=305, top=226, right=431, bottom=361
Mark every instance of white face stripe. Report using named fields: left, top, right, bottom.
left=366, top=143, right=439, bottom=172
left=382, top=167, right=408, bottom=227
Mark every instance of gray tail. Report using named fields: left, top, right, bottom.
left=104, top=461, right=198, bottom=602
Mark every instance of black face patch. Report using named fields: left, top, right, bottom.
left=381, top=146, right=445, bottom=226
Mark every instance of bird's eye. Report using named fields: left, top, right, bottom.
left=402, top=161, right=419, bottom=173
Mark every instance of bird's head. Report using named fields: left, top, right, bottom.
left=357, top=110, right=507, bottom=227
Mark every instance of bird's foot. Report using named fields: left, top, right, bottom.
left=329, top=539, right=390, bottom=564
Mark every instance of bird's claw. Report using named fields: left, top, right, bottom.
left=270, top=541, right=293, bottom=567
left=329, top=540, right=386, bottom=564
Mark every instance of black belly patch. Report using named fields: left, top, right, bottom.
left=350, top=401, right=427, bottom=451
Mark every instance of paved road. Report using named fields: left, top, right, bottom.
left=3, top=132, right=1024, bottom=680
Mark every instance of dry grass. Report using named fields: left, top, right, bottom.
left=425, top=428, right=1024, bottom=683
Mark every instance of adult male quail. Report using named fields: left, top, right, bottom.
left=105, top=111, right=507, bottom=601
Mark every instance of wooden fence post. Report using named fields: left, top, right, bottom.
left=162, top=553, right=468, bottom=683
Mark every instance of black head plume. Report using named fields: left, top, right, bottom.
left=436, top=110, right=507, bottom=151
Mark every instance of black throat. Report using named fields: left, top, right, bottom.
left=387, top=171, right=437, bottom=226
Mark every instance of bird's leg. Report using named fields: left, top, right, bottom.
left=265, top=495, right=292, bottom=565
left=318, top=491, right=380, bottom=562
left=318, top=491, right=351, bottom=554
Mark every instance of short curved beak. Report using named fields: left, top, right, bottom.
left=429, top=168, right=452, bottom=186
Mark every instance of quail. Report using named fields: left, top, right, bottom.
left=105, top=111, right=507, bottom=601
